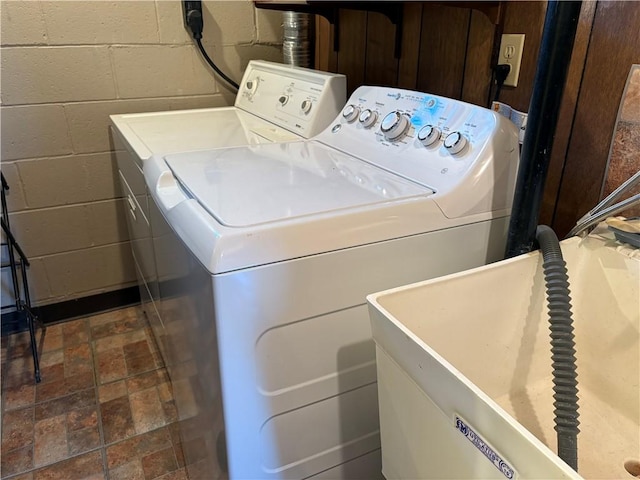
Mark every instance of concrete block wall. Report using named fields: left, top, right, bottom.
left=0, top=0, right=283, bottom=306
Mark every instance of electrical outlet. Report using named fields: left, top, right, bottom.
left=183, top=1, right=202, bottom=28
left=498, top=34, right=525, bottom=87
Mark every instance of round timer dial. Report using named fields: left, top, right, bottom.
left=380, top=111, right=410, bottom=141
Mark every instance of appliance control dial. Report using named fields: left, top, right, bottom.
left=358, top=109, right=378, bottom=128
left=417, top=125, right=440, bottom=146
left=245, top=78, right=260, bottom=96
left=278, top=95, right=289, bottom=106
left=381, top=111, right=410, bottom=141
left=301, top=100, right=313, bottom=114
left=444, top=131, right=468, bottom=155
left=342, top=105, right=360, bottom=122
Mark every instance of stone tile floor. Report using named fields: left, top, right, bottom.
left=1, top=306, right=187, bottom=480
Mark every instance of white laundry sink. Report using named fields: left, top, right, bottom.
left=368, top=226, right=639, bottom=479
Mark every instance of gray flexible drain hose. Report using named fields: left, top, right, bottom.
left=535, top=225, right=580, bottom=471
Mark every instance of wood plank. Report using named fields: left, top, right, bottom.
left=416, top=4, right=471, bottom=99
left=335, top=9, right=368, bottom=95
left=461, top=10, right=495, bottom=106
left=397, top=2, right=424, bottom=89
left=538, top=1, right=597, bottom=226
left=364, top=11, right=399, bottom=86
left=431, top=1, right=503, bottom=24
left=553, top=0, right=640, bottom=236
left=315, top=15, right=337, bottom=72
left=496, top=1, right=547, bottom=112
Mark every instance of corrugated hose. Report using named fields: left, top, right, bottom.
left=536, top=225, right=580, bottom=471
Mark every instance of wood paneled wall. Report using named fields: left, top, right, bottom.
left=313, top=1, right=640, bottom=237
left=316, top=2, right=546, bottom=110
left=550, top=1, right=640, bottom=235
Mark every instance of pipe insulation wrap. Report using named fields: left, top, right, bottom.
left=535, top=225, right=580, bottom=471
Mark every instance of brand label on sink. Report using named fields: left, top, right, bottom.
left=454, top=415, right=518, bottom=479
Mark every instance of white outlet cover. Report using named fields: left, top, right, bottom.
left=499, top=34, right=525, bottom=87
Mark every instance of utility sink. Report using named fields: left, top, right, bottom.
left=368, top=226, right=639, bottom=479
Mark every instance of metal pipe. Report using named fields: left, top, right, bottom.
left=567, top=192, right=640, bottom=238
left=283, top=11, right=312, bottom=68
left=505, top=0, right=583, bottom=258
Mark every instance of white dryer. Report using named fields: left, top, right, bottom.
left=110, top=60, right=346, bottom=160
left=144, top=86, right=520, bottom=479
left=109, top=61, right=345, bottom=366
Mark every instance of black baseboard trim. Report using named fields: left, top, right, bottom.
left=1, top=286, right=140, bottom=335
left=36, top=286, right=141, bottom=324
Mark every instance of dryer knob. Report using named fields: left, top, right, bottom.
left=380, top=111, right=410, bottom=141
left=301, top=100, right=313, bottom=114
left=245, top=77, right=260, bottom=95
left=279, top=95, right=289, bottom=106
left=342, top=105, right=360, bottom=123
left=417, top=125, right=440, bottom=146
left=358, top=109, right=378, bottom=128
left=444, top=131, right=468, bottom=155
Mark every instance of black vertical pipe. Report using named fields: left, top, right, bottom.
left=505, top=0, right=582, bottom=258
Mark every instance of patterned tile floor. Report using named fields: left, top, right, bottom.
left=0, top=306, right=187, bottom=480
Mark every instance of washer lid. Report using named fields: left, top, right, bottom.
left=164, top=142, right=433, bottom=227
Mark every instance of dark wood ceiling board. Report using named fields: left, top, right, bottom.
left=364, top=11, right=399, bottom=87
left=397, top=2, right=424, bottom=90
left=496, top=1, right=547, bottom=112
left=553, top=1, right=640, bottom=236
left=336, top=9, right=369, bottom=95
left=461, top=10, right=495, bottom=107
left=416, top=4, right=471, bottom=99
left=538, top=1, right=597, bottom=226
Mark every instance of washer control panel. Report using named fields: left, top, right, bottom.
left=316, top=86, right=520, bottom=218
left=235, top=61, right=346, bottom=139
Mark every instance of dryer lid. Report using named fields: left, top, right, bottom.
left=164, top=142, right=434, bottom=228
left=111, top=108, right=300, bottom=161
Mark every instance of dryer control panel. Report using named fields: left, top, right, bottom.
left=235, top=60, right=346, bottom=139
left=316, top=86, right=520, bottom=219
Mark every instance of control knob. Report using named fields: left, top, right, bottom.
left=278, top=95, right=289, bottom=106
left=443, top=131, right=468, bottom=155
left=380, top=111, right=410, bottom=141
left=342, top=105, right=360, bottom=122
left=301, top=100, right=313, bottom=114
left=417, top=125, right=440, bottom=146
left=245, top=78, right=259, bottom=96
left=358, top=109, right=377, bottom=128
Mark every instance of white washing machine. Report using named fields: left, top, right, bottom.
left=109, top=61, right=345, bottom=366
left=144, top=86, right=520, bottom=479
